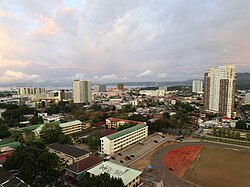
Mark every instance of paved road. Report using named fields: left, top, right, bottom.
left=149, top=141, right=250, bottom=187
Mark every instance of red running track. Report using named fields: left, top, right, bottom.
left=163, top=145, right=203, bottom=177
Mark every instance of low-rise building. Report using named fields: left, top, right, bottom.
left=87, top=161, right=142, bottom=187
left=106, top=118, right=146, bottom=129
left=34, top=120, right=90, bottom=136
left=47, top=143, right=91, bottom=165
left=100, top=124, right=148, bottom=155
left=66, top=156, right=103, bottom=181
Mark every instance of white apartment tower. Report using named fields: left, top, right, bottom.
left=204, top=65, right=236, bottom=118
left=192, top=80, right=203, bottom=93
left=73, top=80, right=92, bottom=104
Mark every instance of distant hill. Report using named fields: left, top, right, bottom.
left=236, top=73, right=250, bottom=90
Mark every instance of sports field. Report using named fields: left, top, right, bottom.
left=163, top=145, right=203, bottom=177
left=184, top=146, right=250, bottom=187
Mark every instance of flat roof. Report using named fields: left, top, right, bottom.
left=67, top=156, right=103, bottom=174
left=59, top=120, right=82, bottom=128
left=87, top=161, right=142, bottom=186
left=0, top=142, right=20, bottom=149
left=47, top=143, right=89, bottom=158
left=17, top=124, right=42, bottom=132
left=106, top=124, right=147, bottom=141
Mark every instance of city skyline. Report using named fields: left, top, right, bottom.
left=1, top=0, right=250, bottom=87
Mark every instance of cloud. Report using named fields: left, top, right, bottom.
left=0, top=57, right=29, bottom=68
left=100, top=74, right=118, bottom=80
left=30, top=14, right=59, bottom=37
left=0, top=70, right=41, bottom=83
left=157, top=73, right=167, bottom=79
left=1, top=0, right=250, bottom=86
left=137, top=69, right=153, bottom=78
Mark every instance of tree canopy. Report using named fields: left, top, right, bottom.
left=79, top=173, right=125, bottom=187
left=40, top=123, right=72, bottom=144
left=3, top=141, right=67, bottom=187
left=0, top=120, right=11, bottom=138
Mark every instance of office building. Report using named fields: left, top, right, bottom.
left=192, top=80, right=203, bottom=93
left=87, top=161, right=142, bottom=187
left=204, top=65, right=236, bottom=118
left=99, top=85, right=107, bottom=92
left=117, top=83, right=124, bottom=91
left=73, top=80, right=91, bottom=103
left=100, top=124, right=148, bottom=155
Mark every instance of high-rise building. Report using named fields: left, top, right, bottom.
left=204, top=65, right=236, bottom=118
left=192, top=80, right=203, bottom=93
left=73, top=80, right=91, bottom=104
left=17, top=87, right=46, bottom=96
left=117, top=83, right=124, bottom=91
left=99, top=85, right=107, bottom=92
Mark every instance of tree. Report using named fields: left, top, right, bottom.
left=234, top=131, right=241, bottom=140
left=246, top=133, right=250, bottom=141
left=3, top=141, right=66, bottom=187
left=0, top=121, right=11, bottom=138
left=86, top=131, right=101, bottom=150
left=30, top=113, right=43, bottom=125
left=117, top=123, right=135, bottom=131
left=79, top=173, right=125, bottom=187
left=236, top=120, right=247, bottom=130
left=58, top=134, right=72, bottom=144
left=40, top=123, right=63, bottom=144
left=163, top=112, right=170, bottom=119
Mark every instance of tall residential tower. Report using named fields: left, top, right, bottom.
left=73, top=80, right=91, bottom=104
left=204, top=65, right=236, bottom=118
left=192, top=80, right=203, bottom=93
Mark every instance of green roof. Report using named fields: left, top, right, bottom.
left=17, top=124, right=42, bottom=132
left=33, top=121, right=61, bottom=135
left=0, top=141, right=20, bottom=148
left=59, top=120, right=82, bottom=128
left=106, top=124, right=147, bottom=141
left=87, top=161, right=142, bottom=185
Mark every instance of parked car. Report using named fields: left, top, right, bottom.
left=111, top=157, right=116, bottom=160
left=120, top=160, right=124, bottom=163
left=154, top=140, right=158, bottom=143
left=118, top=153, right=122, bottom=156
left=124, top=156, right=129, bottom=161
left=130, top=155, right=135, bottom=158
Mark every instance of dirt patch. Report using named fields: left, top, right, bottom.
left=184, top=146, right=250, bottom=187
left=163, top=145, right=203, bottom=177
left=130, top=142, right=175, bottom=171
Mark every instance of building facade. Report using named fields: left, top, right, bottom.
left=117, top=83, right=124, bottom=91
left=100, top=124, right=148, bottom=155
left=106, top=118, right=146, bottom=129
left=192, top=80, right=203, bottom=93
left=17, top=87, right=46, bottom=96
left=204, top=65, right=236, bottom=118
left=73, top=80, right=92, bottom=103
left=245, top=93, right=250, bottom=105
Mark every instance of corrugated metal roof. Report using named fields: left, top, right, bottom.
left=106, top=124, right=147, bottom=141
left=87, top=161, right=142, bottom=185
left=59, top=120, right=82, bottom=128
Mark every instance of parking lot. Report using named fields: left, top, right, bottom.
left=110, top=133, right=175, bottom=167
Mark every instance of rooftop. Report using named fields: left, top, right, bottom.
left=87, top=161, right=142, bottom=186
left=105, top=124, right=147, bottom=141
left=47, top=143, right=90, bottom=158
left=59, top=120, right=82, bottom=128
left=67, top=156, right=103, bottom=174
left=106, top=117, right=145, bottom=124
left=17, top=124, right=42, bottom=132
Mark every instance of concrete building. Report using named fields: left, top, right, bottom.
left=99, top=85, right=107, bottom=92
left=17, top=87, right=46, bottom=96
left=245, top=93, right=250, bottom=105
left=192, top=80, right=203, bottom=93
left=34, top=120, right=90, bottom=136
left=73, top=80, right=91, bottom=104
left=204, top=65, right=236, bottom=118
left=87, top=161, right=142, bottom=187
left=100, top=124, right=148, bottom=155
left=117, top=83, right=124, bottom=91
left=106, top=118, right=146, bottom=129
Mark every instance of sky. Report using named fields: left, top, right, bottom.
left=0, top=0, right=250, bottom=87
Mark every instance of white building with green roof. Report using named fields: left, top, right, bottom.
left=100, top=124, right=148, bottom=155
left=87, top=161, right=142, bottom=187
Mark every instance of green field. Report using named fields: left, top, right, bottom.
left=184, top=146, right=250, bottom=187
